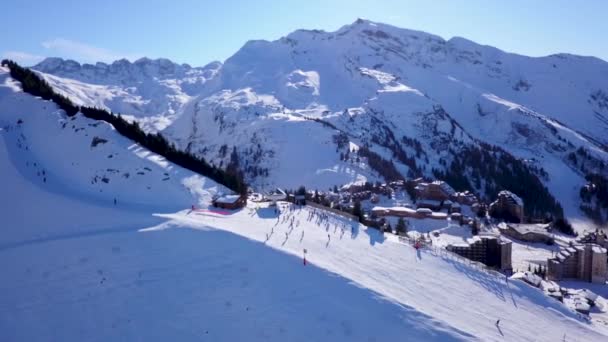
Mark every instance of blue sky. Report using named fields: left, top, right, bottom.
left=2, top=0, right=607, bottom=66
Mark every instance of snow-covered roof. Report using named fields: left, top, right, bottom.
left=267, top=188, right=287, bottom=200
left=268, top=188, right=286, bottom=196
left=433, top=181, right=456, bottom=195
left=540, top=280, right=560, bottom=293
left=505, top=223, right=551, bottom=236
left=512, top=271, right=542, bottom=287
left=215, top=194, right=241, bottom=204
left=373, top=206, right=416, bottom=214
left=581, top=289, right=599, bottom=302
left=574, top=301, right=591, bottom=313
left=498, top=190, right=523, bottom=206
left=431, top=212, right=448, bottom=219
left=414, top=184, right=428, bottom=191
left=417, top=199, right=442, bottom=206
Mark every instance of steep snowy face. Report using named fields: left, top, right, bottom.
left=166, top=22, right=477, bottom=191
left=209, top=18, right=608, bottom=152
left=161, top=19, right=608, bottom=228
left=32, top=58, right=222, bottom=131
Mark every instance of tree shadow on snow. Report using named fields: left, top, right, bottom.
left=350, top=224, right=359, bottom=239
left=364, top=228, right=386, bottom=246
left=440, top=255, right=506, bottom=302
left=254, top=206, right=280, bottom=220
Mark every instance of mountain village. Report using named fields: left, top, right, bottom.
left=2, top=15, right=608, bottom=341
left=233, top=172, right=608, bottom=317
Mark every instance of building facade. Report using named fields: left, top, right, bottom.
left=414, top=181, right=456, bottom=202
left=489, top=190, right=524, bottom=223
left=447, top=236, right=512, bottom=271
left=212, top=195, right=247, bottom=210
left=547, top=244, right=608, bottom=284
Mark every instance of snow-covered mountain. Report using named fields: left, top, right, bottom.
left=2, top=65, right=608, bottom=341
left=30, top=19, right=608, bottom=227
left=34, top=57, right=221, bottom=131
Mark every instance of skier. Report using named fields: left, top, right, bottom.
left=495, top=319, right=500, bottom=326
left=114, top=198, right=117, bottom=205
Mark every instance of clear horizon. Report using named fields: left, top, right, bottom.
left=2, top=0, right=608, bottom=66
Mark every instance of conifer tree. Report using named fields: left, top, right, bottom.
left=396, top=217, right=408, bottom=235
left=353, top=200, right=363, bottom=222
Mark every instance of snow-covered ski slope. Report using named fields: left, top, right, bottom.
left=1, top=66, right=607, bottom=341
left=0, top=66, right=224, bottom=244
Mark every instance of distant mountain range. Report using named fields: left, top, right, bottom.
left=31, top=19, right=608, bottom=227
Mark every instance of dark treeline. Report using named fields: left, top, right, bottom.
left=435, top=143, right=564, bottom=221
left=369, top=123, right=421, bottom=177
left=580, top=173, right=608, bottom=224
left=581, top=174, right=608, bottom=208
left=3, top=60, right=79, bottom=116
left=358, top=146, right=404, bottom=182
left=2, top=59, right=247, bottom=195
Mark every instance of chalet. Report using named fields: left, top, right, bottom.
left=346, top=183, right=366, bottom=193
left=352, top=191, right=372, bottom=201
left=389, top=180, right=405, bottom=189
left=372, top=206, right=419, bottom=219
left=212, top=194, right=246, bottom=210
left=450, top=212, right=464, bottom=225
left=408, top=177, right=426, bottom=186
left=453, top=191, right=478, bottom=206
left=266, top=188, right=287, bottom=206
left=498, top=223, right=553, bottom=244
left=416, top=208, right=433, bottom=217
left=416, top=199, right=443, bottom=211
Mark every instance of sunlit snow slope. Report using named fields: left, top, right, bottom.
left=1, top=66, right=607, bottom=341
